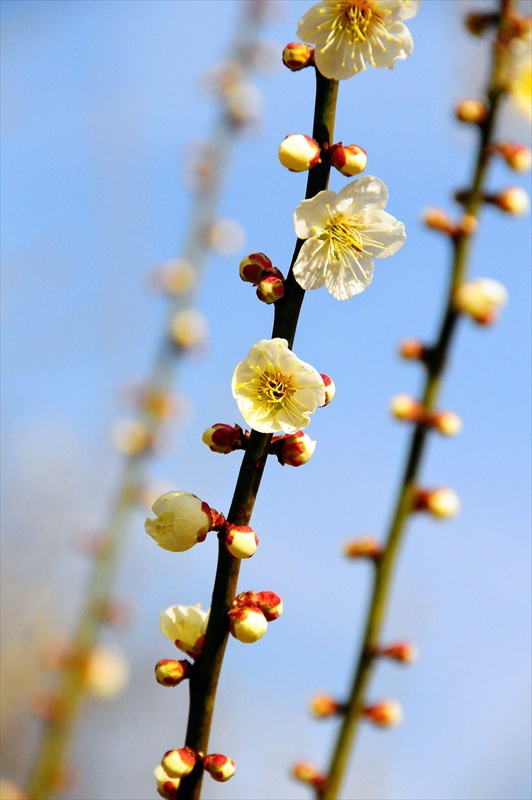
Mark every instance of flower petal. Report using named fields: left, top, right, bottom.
left=325, top=253, right=374, bottom=300
left=294, top=191, right=337, bottom=239
left=336, top=176, right=389, bottom=215
left=379, top=0, right=422, bottom=22
left=370, top=22, right=414, bottom=68
left=361, top=210, right=406, bottom=258
left=293, top=237, right=329, bottom=291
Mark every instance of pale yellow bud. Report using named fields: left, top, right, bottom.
left=453, top=278, right=508, bottom=324
left=390, top=394, right=423, bottom=422
left=170, top=309, right=209, bottom=349
left=84, top=647, right=129, bottom=699
left=493, top=186, right=530, bottom=216
left=278, top=134, right=320, bottom=172
left=228, top=605, right=268, bottom=643
left=154, top=765, right=180, bottom=800
left=455, top=99, right=487, bottom=124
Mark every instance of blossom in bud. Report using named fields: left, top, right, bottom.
left=140, top=389, right=176, bottom=421
left=111, top=419, right=152, bottom=455
left=319, top=374, right=335, bottom=406
left=170, top=309, right=209, bottom=349
left=455, top=99, right=487, bottom=124
left=495, top=142, right=532, bottom=173
left=456, top=213, right=479, bottom=236
left=282, top=41, right=314, bottom=71
left=363, top=699, right=403, bottom=727
left=154, top=765, right=180, bottom=800
left=84, top=647, right=129, bottom=699
left=292, top=762, right=326, bottom=792
left=330, top=144, right=367, bottom=177
left=414, top=487, right=461, bottom=519
left=256, top=275, right=285, bottom=304
left=429, top=410, right=463, bottom=437
left=145, top=491, right=212, bottom=553
left=161, top=747, right=196, bottom=779
left=390, top=394, right=423, bottom=423
left=202, top=423, right=244, bottom=454
left=278, top=134, right=321, bottom=172
left=203, top=754, right=236, bottom=782
left=379, top=642, right=419, bottom=664
left=228, top=605, right=268, bottom=643
left=344, top=537, right=382, bottom=560
left=0, top=781, right=27, bottom=800
left=398, top=338, right=427, bottom=362
left=159, top=258, right=196, bottom=294
left=491, top=186, right=530, bottom=216
left=422, top=207, right=457, bottom=236
left=275, top=430, right=316, bottom=466
left=225, top=525, right=259, bottom=559
left=453, top=278, right=509, bottom=324
left=465, top=12, right=496, bottom=36
left=310, top=694, right=341, bottom=718
left=255, top=590, right=283, bottom=621
left=239, top=252, right=273, bottom=285
left=160, top=604, right=210, bottom=659
left=154, top=659, right=190, bottom=687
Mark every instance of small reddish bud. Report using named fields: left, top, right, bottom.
left=161, top=747, right=196, bottom=779
left=255, top=591, right=283, bottom=621
left=494, top=142, right=532, bottom=173
left=421, top=207, right=457, bottom=236
left=274, top=430, right=316, bottom=466
left=154, top=765, right=180, bottom=800
left=489, top=186, right=530, bottom=216
left=203, top=754, right=236, bottom=782
left=344, top=537, right=382, bottom=560
left=319, top=374, right=336, bottom=406
left=455, top=99, right=488, bottom=125
left=465, top=11, right=497, bottom=36
left=330, top=143, right=367, bottom=176
left=453, top=278, right=508, bottom=324
left=282, top=42, right=314, bottom=71
left=414, top=487, right=460, bottom=519
left=154, top=659, right=191, bottom=687
left=239, top=252, right=273, bottom=285
left=398, top=338, right=428, bottom=362
left=256, top=275, right=285, bottom=304
left=310, top=694, right=342, bottom=718
left=389, top=394, right=424, bottom=423
left=278, top=134, right=321, bottom=172
left=225, top=525, right=259, bottom=559
left=428, top=410, right=463, bottom=437
left=229, top=605, right=268, bottom=643
left=202, top=423, right=245, bottom=454
left=292, top=762, right=326, bottom=792
left=363, top=699, right=403, bottom=727
left=379, top=642, right=419, bottom=664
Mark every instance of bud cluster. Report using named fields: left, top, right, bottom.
left=239, top=252, right=285, bottom=304
left=389, top=394, right=463, bottom=436
left=155, top=749, right=236, bottom=797
left=228, top=590, right=283, bottom=644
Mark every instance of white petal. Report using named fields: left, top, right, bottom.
left=294, top=191, right=337, bottom=239
left=336, top=175, right=389, bottom=215
left=362, top=210, right=406, bottom=258
left=325, top=254, right=374, bottom=300
left=379, top=0, right=422, bottom=22
left=370, top=22, right=414, bottom=68
left=293, top=237, right=329, bottom=291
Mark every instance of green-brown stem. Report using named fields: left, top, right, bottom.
left=320, top=4, right=514, bottom=799
left=177, top=70, right=338, bottom=800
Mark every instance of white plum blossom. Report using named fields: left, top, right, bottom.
left=231, top=338, right=325, bottom=434
left=144, top=491, right=211, bottom=552
left=293, top=175, right=405, bottom=300
left=160, top=604, right=210, bottom=659
left=297, top=0, right=421, bottom=80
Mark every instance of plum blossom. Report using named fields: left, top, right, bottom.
left=160, top=604, right=210, bottom=659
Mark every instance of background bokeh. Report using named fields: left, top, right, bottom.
left=1, top=1, right=531, bottom=799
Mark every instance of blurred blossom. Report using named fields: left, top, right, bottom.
left=245, top=39, right=282, bottom=73
left=0, top=781, right=27, bottom=800
left=508, top=34, right=532, bottom=120
left=226, top=80, right=263, bottom=128
left=170, top=309, right=209, bottom=350
left=84, top=647, right=130, bottom=700
left=207, top=218, right=245, bottom=255
left=111, top=419, right=153, bottom=455
left=146, top=258, right=197, bottom=295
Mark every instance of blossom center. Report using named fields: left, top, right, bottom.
left=257, top=370, right=293, bottom=406
left=344, top=1, right=377, bottom=41
left=322, top=214, right=364, bottom=258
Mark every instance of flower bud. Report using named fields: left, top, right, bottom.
left=170, top=309, right=209, bottom=349
left=154, top=765, right=180, bottom=800
left=292, top=762, right=326, bottom=792
left=111, top=419, right=152, bottom=455
left=455, top=99, right=488, bottom=124
left=160, top=604, right=209, bottom=659
left=282, top=42, right=314, bottom=71
left=202, top=423, right=245, bottom=454
left=330, top=144, right=367, bottom=176
left=154, top=659, right=191, bottom=687
left=490, top=186, right=530, bottom=216
left=0, top=781, right=27, bottom=800
left=208, top=218, right=245, bottom=255
left=159, top=258, right=196, bottom=295
left=319, top=374, right=336, bottom=406
left=84, top=647, right=129, bottom=699
left=278, top=134, right=321, bottom=172
left=389, top=394, right=423, bottom=423
left=239, top=252, right=273, bottom=285
left=465, top=11, right=496, bottom=36
left=453, top=278, right=508, bottom=324
left=161, top=747, right=196, bottom=779
left=428, top=410, right=463, bottom=437
left=203, top=754, right=236, bottom=782
left=494, top=142, right=532, bottom=172
left=256, top=275, right=285, bottom=304
left=414, top=487, right=460, bottom=519
left=363, top=699, right=403, bottom=727
left=229, top=605, right=268, bottom=643
left=145, top=491, right=212, bottom=552
left=344, top=537, right=382, bottom=560
left=310, top=694, right=342, bottom=718
left=379, top=642, right=419, bottom=664
left=140, top=389, right=176, bottom=421
left=456, top=213, right=479, bottom=235
left=421, top=207, right=457, bottom=236
left=225, top=525, right=259, bottom=559
left=398, top=338, right=428, bottom=362
left=255, top=590, right=283, bottom=621
left=275, top=430, right=316, bottom=466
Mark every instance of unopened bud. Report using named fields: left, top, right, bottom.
left=274, top=430, right=316, bottom=466
left=398, top=338, right=428, bottom=362
left=456, top=213, right=479, bottom=235
left=255, top=590, right=283, bottom=621
left=292, top=762, right=326, bottom=792
left=494, top=142, right=532, bottom=172
left=429, top=410, right=463, bottom=437
left=465, top=11, right=497, bottom=36
left=202, top=423, right=245, bottom=454
left=145, top=492, right=212, bottom=552
left=84, top=647, right=129, bottom=699
left=453, top=278, right=508, bottom=324
left=363, top=699, right=403, bottom=727
left=282, top=42, right=314, bottom=71
left=111, top=419, right=152, bottom=455
left=229, top=605, right=268, bottom=643
left=278, top=134, right=321, bottom=172
left=159, top=258, right=196, bottom=295
left=154, top=765, right=180, bottom=800
left=490, top=186, right=530, bottom=216
left=170, top=309, right=209, bottom=349
left=225, top=525, right=259, bottom=559
left=455, top=99, right=488, bottom=124
left=319, top=374, right=336, bottom=406
left=154, top=659, right=191, bottom=687
left=330, top=143, right=367, bottom=176
left=390, top=394, right=423, bottom=423
left=239, top=252, right=273, bottom=285
left=161, top=747, right=196, bottom=779
left=422, top=207, right=457, bottom=236
left=379, top=642, right=419, bottom=664
left=414, top=487, right=460, bottom=519
left=257, top=275, right=285, bottom=304
left=344, top=537, right=382, bottom=560
left=310, top=694, right=342, bottom=718
left=203, top=754, right=236, bottom=782
left=140, top=389, right=176, bottom=421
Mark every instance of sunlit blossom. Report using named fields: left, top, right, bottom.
left=160, top=604, right=210, bottom=659
left=509, top=36, right=532, bottom=120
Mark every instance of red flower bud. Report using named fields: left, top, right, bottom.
left=203, top=753, right=236, bottom=782
left=256, top=275, right=285, bottom=304
left=154, top=659, right=191, bottom=687
left=282, top=42, right=314, bottom=71
left=202, top=423, right=245, bottom=454
left=255, top=591, right=283, bottom=621
left=330, top=143, right=367, bottom=176
left=239, top=252, right=273, bottom=285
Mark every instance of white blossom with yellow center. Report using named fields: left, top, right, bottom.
left=231, top=338, right=325, bottom=434
left=297, top=0, right=421, bottom=80
left=293, top=175, right=405, bottom=300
